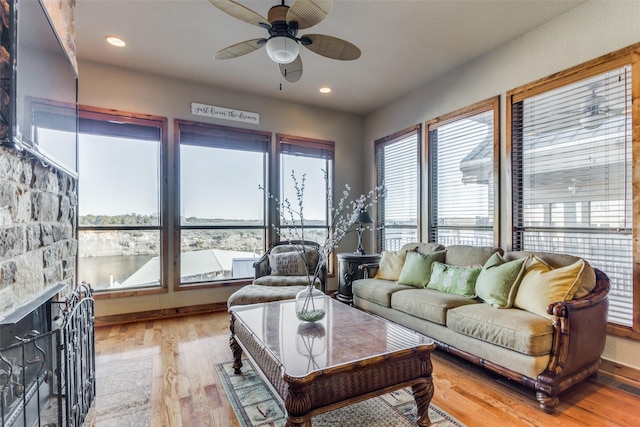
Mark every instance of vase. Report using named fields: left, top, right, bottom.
left=295, top=285, right=326, bottom=322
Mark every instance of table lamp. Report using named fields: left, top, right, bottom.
left=355, top=209, right=373, bottom=255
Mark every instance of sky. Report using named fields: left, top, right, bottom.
left=78, top=134, right=328, bottom=222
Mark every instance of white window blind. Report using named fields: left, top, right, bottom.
left=375, top=129, right=419, bottom=251
left=428, top=110, right=495, bottom=246
left=512, top=66, right=632, bottom=326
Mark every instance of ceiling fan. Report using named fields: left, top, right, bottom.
left=209, top=0, right=361, bottom=83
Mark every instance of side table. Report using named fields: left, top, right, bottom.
left=337, top=253, right=381, bottom=304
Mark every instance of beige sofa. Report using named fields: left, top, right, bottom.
left=352, top=243, right=610, bottom=412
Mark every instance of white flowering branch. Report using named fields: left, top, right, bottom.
left=260, top=170, right=385, bottom=296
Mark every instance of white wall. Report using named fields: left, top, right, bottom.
left=78, top=61, right=364, bottom=317
left=363, top=1, right=640, bottom=372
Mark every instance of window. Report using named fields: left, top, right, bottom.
left=374, top=126, right=420, bottom=251
left=508, top=47, right=637, bottom=337
left=427, top=97, right=499, bottom=246
left=77, top=108, right=167, bottom=292
left=277, top=135, right=334, bottom=246
left=177, top=120, right=270, bottom=286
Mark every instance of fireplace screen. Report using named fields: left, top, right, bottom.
left=0, top=283, right=95, bottom=427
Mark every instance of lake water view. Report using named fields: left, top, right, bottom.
left=78, top=254, right=154, bottom=289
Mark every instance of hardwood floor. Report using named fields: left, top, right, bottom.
left=93, top=311, right=639, bottom=427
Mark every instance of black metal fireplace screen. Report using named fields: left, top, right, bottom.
left=0, top=283, right=96, bottom=427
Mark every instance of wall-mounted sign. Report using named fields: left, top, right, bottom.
left=191, top=102, right=260, bottom=124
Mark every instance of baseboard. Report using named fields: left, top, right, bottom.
left=599, top=358, right=640, bottom=386
left=94, top=302, right=228, bottom=326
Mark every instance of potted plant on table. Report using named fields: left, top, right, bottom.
left=264, top=171, right=384, bottom=322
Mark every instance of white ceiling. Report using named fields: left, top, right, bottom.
left=74, top=0, right=584, bottom=115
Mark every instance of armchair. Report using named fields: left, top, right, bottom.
left=227, top=240, right=326, bottom=308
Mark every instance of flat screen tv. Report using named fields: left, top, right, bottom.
left=1, top=0, right=78, bottom=177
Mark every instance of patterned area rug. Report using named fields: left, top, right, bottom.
left=215, top=359, right=465, bottom=427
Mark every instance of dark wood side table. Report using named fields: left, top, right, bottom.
left=337, top=253, right=381, bottom=304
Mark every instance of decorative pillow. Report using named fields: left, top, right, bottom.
left=475, top=253, right=528, bottom=308
left=374, top=250, right=407, bottom=281
left=514, top=257, right=585, bottom=319
left=397, top=250, right=446, bottom=288
left=426, top=262, right=481, bottom=298
left=269, top=251, right=307, bottom=276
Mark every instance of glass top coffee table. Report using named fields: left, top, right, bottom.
left=229, top=296, right=436, bottom=426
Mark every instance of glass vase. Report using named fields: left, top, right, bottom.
left=295, top=285, right=326, bottom=322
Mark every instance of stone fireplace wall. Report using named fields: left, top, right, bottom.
left=0, top=147, right=77, bottom=318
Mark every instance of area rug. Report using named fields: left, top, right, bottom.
left=215, top=359, right=465, bottom=427
left=83, top=356, right=153, bottom=427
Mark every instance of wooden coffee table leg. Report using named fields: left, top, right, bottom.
left=412, top=378, right=434, bottom=427
left=229, top=314, right=243, bottom=374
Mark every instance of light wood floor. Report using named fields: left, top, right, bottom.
left=93, top=311, right=640, bottom=427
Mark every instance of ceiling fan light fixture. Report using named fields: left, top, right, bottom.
left=266, top=36, right=300, bottom=64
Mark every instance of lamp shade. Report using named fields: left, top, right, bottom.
left=266, top=36, right=300, bottom=64
left=357, top=209, right=373, bottom=224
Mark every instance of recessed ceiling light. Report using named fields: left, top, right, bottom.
left=105, top=36, right=126, bottom=47
left=319, top=87, right=332, bottom=94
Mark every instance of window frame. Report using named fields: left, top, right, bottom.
left=374, top=125, right=421, bottom=252
left=506, top=43, right=640, bottom=340
left=275, top=134, right=335, bottom=269
left=77, top=105, right=169, bottom=297
left=174, top=119, right=271, bottom=290
left=426, top=96, right=501, bottom=246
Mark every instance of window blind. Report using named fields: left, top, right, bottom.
left=375, top=128, right=419, bottom=251
left=511, top=66, right=632, bottom=326
left=428, top=110, right=494, bottom=246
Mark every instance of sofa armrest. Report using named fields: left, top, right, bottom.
left=358, top=262, right=380, bottom=279
left=538, top=268, right=610, bottom=398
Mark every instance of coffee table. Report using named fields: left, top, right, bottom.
left=228, top=296, right=436, bottom=426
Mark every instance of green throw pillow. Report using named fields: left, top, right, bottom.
left=475, top=253, right=528, bottom=308
left=427, top=262, right=481, bottom=298
left=397, top=250, right=446, bottom=288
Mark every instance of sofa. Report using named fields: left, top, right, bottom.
left=352, top=243, right=610, bottom=412
left=227, top=240, right=326, bottom=307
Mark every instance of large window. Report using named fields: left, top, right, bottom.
left=77, top=108, right=167, bottom=292
left=374, top=126, right=420, bottom=251
left=508, top=49, right=637, bottom=336
left=177, top=121, right=270, bottom=286
left=277, top=135, right=334, bottom=246
left=427, top=97, right=499, bottom=246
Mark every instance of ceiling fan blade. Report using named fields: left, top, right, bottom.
left=302, top=34, right=361, bottom=60
left=209, top=0, right=270, bottom=28
left=279, top=56, right=303, bottom=82
left=215, top=38, right=266, bottom=60
left=287, top=0, right=333, bottom=30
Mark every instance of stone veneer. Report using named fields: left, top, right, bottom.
left=0, top=147, right=77, bottom=318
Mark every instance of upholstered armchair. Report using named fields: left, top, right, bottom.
left=227, top=240, right=326, bottom=308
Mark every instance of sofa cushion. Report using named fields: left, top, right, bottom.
left=443, top=245, right=503, bottom=267
left=427, top=262, right=481, bottom=298
left=504, top=251, right=596, bottom=299
left=514, top=257, right=585, bottom=319
left=397, top=250, right=446, bottom=288
left=391, top=288, right=480, bottom=325
left=447, top=304, right=554, bottom=356
left=253, top=275, right=320, bottom=287
left=352, top=278, right=412, bottom=307
left=476, top=253, right=529, bottom=308
left=375, top=250, right=407, bottom=280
